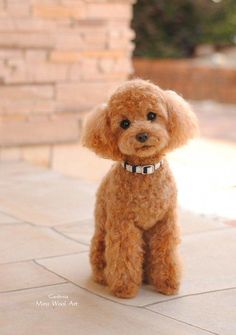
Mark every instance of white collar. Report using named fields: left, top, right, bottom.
left=121, top=160, right=163, bottom=175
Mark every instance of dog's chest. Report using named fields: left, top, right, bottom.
left=107, top=166, right=175, bottom=230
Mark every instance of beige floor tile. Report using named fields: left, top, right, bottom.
left=38, top=229, right=236, bottom=306
left=0, top=283, right=211, bottom=335
left=38, top=252, right=180, bottom=307
left=54, top=211, right=229, bottom=247
left=52, top=144, right=113, bottom=181
left=55, top=219, right=94, bottom=245
left=0, top=261, right=65, bottom=292
left=0, top=224, right=88, bottom=264
left=0, top=211, right=20, bottom=224
left=0, top=163, right=97, bottom=226
left=0, top=161, right=52, bottom=178
left=168, top=138, right=236, bottom=220
left=50, top=139, right=236, bottom=220
left=180, top=229, right=236, bottom=295
left=54, top=210, right=229, bottom=249
left=147, top=289, right=236, bottom=335
left=180, top=210, right=228, bottom=235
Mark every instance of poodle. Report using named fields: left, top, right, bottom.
left=81, top=79, right=198, bottom=298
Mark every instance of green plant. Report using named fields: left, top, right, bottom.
left=132, top=0, right=236, bottom=58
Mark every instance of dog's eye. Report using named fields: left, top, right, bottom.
left=147, top=112, right=157, bottom=121
left=120, top=119, right=131, bottom=129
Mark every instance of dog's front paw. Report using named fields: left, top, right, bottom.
left=111, top=281, right=139, bottom=299
left=105, top=270, right=140, bottom=298
left=92, top=270, right=107, bottom=286
left=154, top=278, right=180, bottom=296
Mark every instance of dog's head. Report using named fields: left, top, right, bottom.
left=81, top=79, right=198, bottom=161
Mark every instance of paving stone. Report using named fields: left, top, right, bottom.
left=0, top=283, right=211, bottom=335
left=180, top=229, right=236, bottom=295
left=0, top=114, right=79, bottom=146
left=0, top=161, right=51, bottom=178
left=0, top=261, right=65, bottom=292
left=38, top=252, right=178, bottom=307
left=38, top=229, right=236, bottom=307
left=54, top=211, right=228, bottom=248
left=52, top=144, right=113, bottom=181
left=168, top=138, right=236, bottom=220
left=147, top=289, right=236, bottom=335
left=0, top=224, right=87, bottom=264
left=55, top=219, right=94, bottom=245
left=180, top=210, right=228, bottom=235
left=0, top=162, right=98, bottom=226
left=0, top=211, right=20, bottom=224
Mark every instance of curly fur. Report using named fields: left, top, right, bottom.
left=81, top=79, right=198, bottom=298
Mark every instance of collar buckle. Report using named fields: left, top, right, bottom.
left=141, top=165, right=155, bottom=174
left=122, top=160, right=163, bottom=175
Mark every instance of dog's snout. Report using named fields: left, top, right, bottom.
left=136, top=132, right=149, bottom=143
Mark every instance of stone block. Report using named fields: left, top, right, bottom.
left=0, top=32, right=55, bottom=48
left=0, top=18, right=69, bottom=32
left=52, top=143, right=113, bottom=181
left=33, top=4, right=86, bottom=19
left=0, top=99, right=56, bottom=115
left=56, top=81, right=122, bottom=110
left=6, top=2, right=30, bottom=17
left=4, top=61, right=69, bottom=84
left=1, top=283, right=207, bottom=335
left=50, top=51, right=81, bottom=63
left=25, top=50, right=47, bottom=62
left=0, top=261, right=65, bottom=292
left=22, top=145, right=51, bottom=167
left=0, top=114, right=80, bottom=146
left=0, top=85, right=54, bottom=100
left=0, top=224, right=86, bottom=263
left=1, top=147, right=21, bottom=161
left=87, top=3, right=132, bottom=20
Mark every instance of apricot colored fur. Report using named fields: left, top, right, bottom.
left=81, top=79, right=198, bottom=298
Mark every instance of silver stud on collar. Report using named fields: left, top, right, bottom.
left=121, top=160, right=163, bottom=175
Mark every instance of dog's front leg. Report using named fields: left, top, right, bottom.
left=147, top=207, right=182, bottom=295
left=104, top=221, right=143, bottom=298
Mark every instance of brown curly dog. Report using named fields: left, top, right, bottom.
left=81, top=79, right=198, bottom=298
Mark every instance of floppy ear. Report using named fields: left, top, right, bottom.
left=165, top=90, right=199, bottom=150
left=81, top=104, right=121, bottom=160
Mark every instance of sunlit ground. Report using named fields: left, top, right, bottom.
left=52, top=136, right=236, bottom=221
left=52, top=99, right=236, bottom=221
left=169, top=138, right=236, bottom=220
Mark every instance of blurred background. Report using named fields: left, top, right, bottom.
left=0, top=0, right=235, bottom=220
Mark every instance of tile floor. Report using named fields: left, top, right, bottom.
left=0, top=160, right=235, bottom=335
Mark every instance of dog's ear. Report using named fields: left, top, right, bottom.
left=165, top=90, right=199, bottom=150
left=81, top=104, right=121, bottom=160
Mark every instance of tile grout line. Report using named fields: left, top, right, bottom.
left=33, top=258, right=236, bottom=316
left=0, top=210, right=25, bottom=223
left=34, top=258, right=140, bottom=308
left=0, top=281, right=68, bottom=295
left=143, top=286, right=236, bottom=308
left=31, top=261, right=220, bottom=335
left=183, top=226, right=232, bottom=237
left=2, top=250, right=235, bottom=309
left=51, top=226, right=90, bottom=246
left=0, top=250, right=89, bottom=266
left=144, top=307, right=220, bottom=335
left=0, top=218, right=94, bottom=229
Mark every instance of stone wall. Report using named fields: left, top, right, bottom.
left=0, top=0, right=134, bottom=166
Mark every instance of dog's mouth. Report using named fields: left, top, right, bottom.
left=136, top=145, right=154, bottom=151
left=135, top=144, right=158, bottom=157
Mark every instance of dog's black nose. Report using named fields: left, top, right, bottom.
left=136, top=132, right=148, bottom=143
